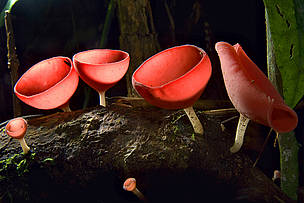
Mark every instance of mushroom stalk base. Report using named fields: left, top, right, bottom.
left=18, top=137, right=30, bottom=154
left=230, top=113, right=250, bottom=153
left=132, top=188, right=147, bottom=202
left=99, top=91, right=106, bottom=107
left=60, top=104, right=71, bottom=112
left=184, top=106, right=204, bottom=135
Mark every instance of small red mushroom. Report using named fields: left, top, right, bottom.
left=215, top=41, right=298, bottom=153
left=123, top=178, right=147, bottom=202
left=73, top=49, right=130, bottom=107
left=14, top=57, right=79, bottom=112
left=5, top=117, right=30, bottom=154
left=132, top=45, right=212, bottom=134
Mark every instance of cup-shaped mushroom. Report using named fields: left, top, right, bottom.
left=123, top=178, right=147, bottom=202
left=14, top=57, right=79, bottom=112
left=132, top=45, right=212, bottom=109
left=5, top=117, right=30, bottom=154
left=215, top=41, right=298, bottom=152
left=132, top=45, right=212, bottom=134
left=73, top=49, right=130, bottom=107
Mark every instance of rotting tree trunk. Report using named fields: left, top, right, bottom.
left=0, top=98, right=294, bottom=203
left=117, top=0, right=160, bottom=97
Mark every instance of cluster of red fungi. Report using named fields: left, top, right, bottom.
left=3, top=42, right=298, bottom=201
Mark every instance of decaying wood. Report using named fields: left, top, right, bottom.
left=0, top=99, right=294, bottom=203
left=117, top=0, right=160, bottom=97
left=5, top=10, right=22, bottom=117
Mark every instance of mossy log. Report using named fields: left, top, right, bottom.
left=0, top=98, right=294, bottom=203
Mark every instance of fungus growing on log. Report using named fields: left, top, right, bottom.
left=132, top=45, right=212, bottom=134
left=215, top=41, right=298, bottom=153
left=73, top=49, right=130, bottom=107
left=14, top=57, right=79, bottom=112
left=123, top=178, right=147, bottom=202
left=5, top=117, right=30, bottom=154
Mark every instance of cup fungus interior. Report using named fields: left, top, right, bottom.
left=134, top=45, right=204, bottom=87
left=269, top=103, right=298, bottom=133
left=6, top=118, right=27, bottom=139
left=74, top=49, right=129, bottom=65
left=15, top=58, right=71, bottom=97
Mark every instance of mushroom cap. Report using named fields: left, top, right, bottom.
left=215, top=42, right=298, bottom=132
left=14, top=57, right=79, bottom=110
left=132, top=45, right=212, bottom=109
left=73, top=49, right=130, bottom=93
left=123, top=178, right=136, bottom=191
left=5, top=117, right=27, bottom=139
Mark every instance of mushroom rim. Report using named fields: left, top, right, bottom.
left=5, top=117, right=28, bottom=139
left=267, top=102, right=298, bottom=133
left=123, top=178, right=137, bottom=191
left=14, top=56, right=77, bottom=99
left=132, top=44, right=211, bottom=90
left=72, top=49, right=130, bottom=66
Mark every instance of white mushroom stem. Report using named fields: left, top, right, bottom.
left=184, top=106, right=204, bottom=135
left=230, top=113, right=250, bottom=153
left=99, top=91, right=106, bottom=107
left=18, top=137, right=30, bottom=154
left=132, top=188, right=146, bottom=202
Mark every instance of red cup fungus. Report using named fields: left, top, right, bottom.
left=5, top=117, right=30, bottom=154
left=123, top=178, right=146, bottom=202
left=132, top=45, right=212, bottom=134
left=73, top=49, right=130, bottom=107
left=14, top=56, right=79, bottom=112
left=215, top=41, right=298, bottom=153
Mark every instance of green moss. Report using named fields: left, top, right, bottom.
left=191, top=133, right=195, bottom=141
left=41, top=157, right=55, bottom=164
left=0, top=151, right=56, bottom=201
left=0, top=152, right=35, bottom=179
left=171, top=114, right=184, bottom=125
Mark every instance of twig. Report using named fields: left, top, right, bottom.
left=109, top=96, right=233, bottom=110
left=5, top=10, right=22, bottom=117
left=252, top=128, right=273, bottom=168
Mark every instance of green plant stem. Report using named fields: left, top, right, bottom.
left=278, top=131, right=299, bottom=200
left=264, top=2, right=300, bottom=200
left=99, top=0, right=116, bottom=48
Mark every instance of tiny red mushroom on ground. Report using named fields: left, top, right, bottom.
left=215, top=41, right=298, bottom=153
left=123, top=178, right=147, bottom=202
left=132, top=45, right=212, bottom=135
left=73, top=49, right=130, bottom=107
left=5, top=117, right=30, bottom=154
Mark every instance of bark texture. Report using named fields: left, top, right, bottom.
left=117, top=0, right=160, bottom=97
left=5, top=10, right=22, bottom=117
left=0, top=99, right=294, bottom=203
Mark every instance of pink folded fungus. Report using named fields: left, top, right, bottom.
left=215, top=41, right=298, bottom=153
left=132, top=45, right=212, bottom=134
left=5, top=117, right=30, bottom=154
